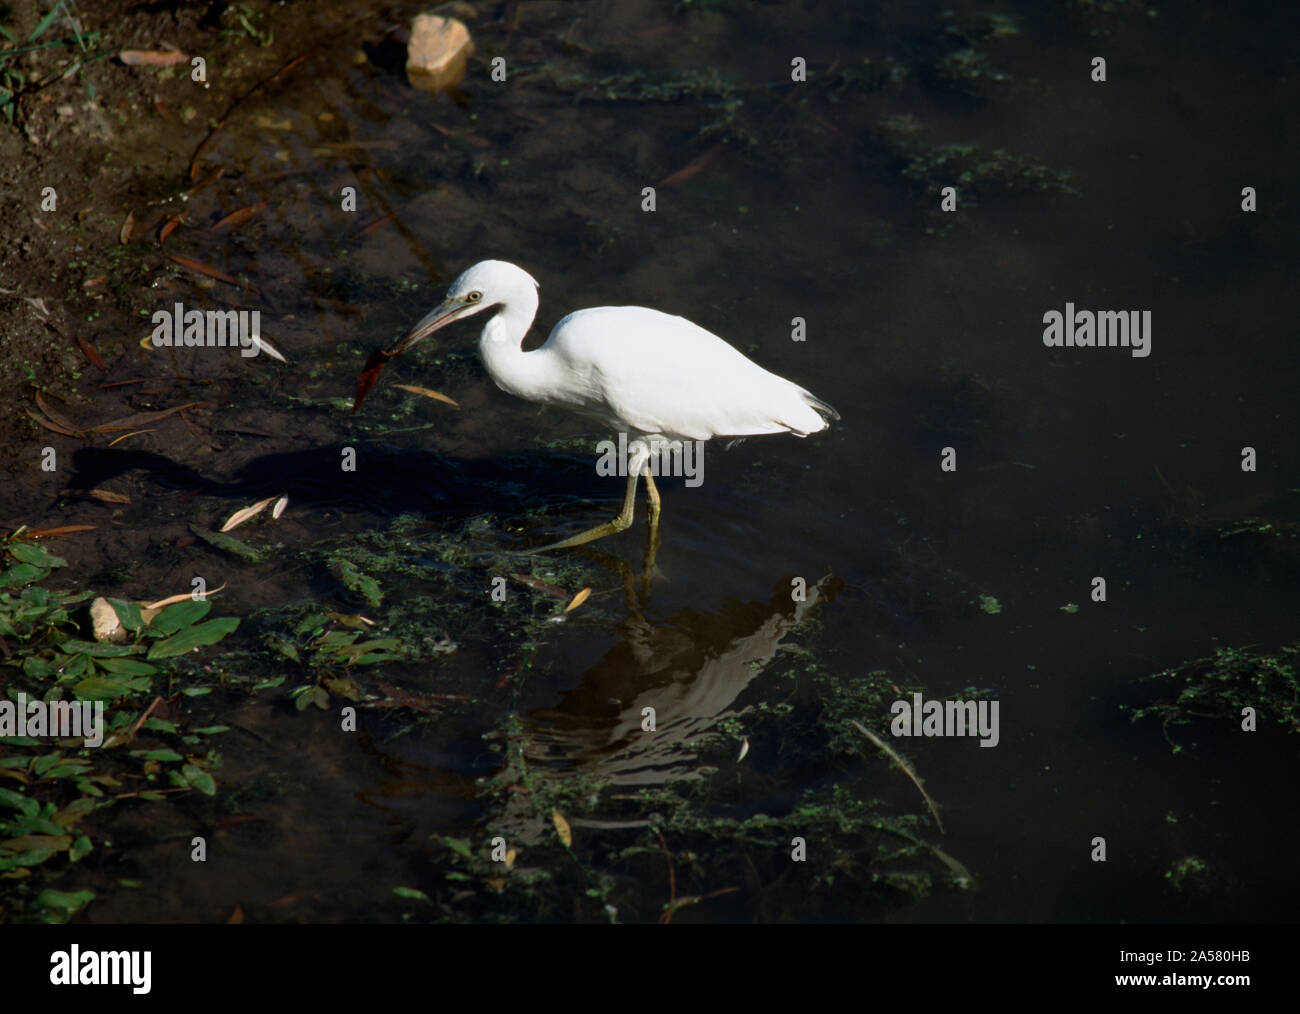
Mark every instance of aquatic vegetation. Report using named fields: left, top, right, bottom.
left=1126, top=642, right=1300, bottom=751
left=0, top=532, right=240, bottom=922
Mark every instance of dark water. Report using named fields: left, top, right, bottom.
left=24, top=1, right=1299, bottom=922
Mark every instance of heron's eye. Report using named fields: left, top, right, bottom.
left=465, top=291, right=482, bottom=303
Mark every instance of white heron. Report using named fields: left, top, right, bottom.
left=353, top=259, right=838, bottom=553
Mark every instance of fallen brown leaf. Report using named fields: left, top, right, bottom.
left=508, top=573, right=569, bottom=600
left=119, top=210, right=135, bottom=244
left=210, top=202, right=267, bottom=232
left=352, top=348, right=393, bottom=412
left=35, top=392, right=83, bottom=435
left=158, top=215, right=183, bottom=243
left=77, top=336, right=108, bottom=372
left=167, top=254, right=239, bottom=286
left=61, top=488, right=131, bottom=505
left=119, top=49, right=188, bottom=67
left=25, top=407, right=82, bottom=438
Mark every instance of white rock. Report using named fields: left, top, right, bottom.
left=407, top=14, right=474, bottom=92
left=90, top=597, right=127, bottom=643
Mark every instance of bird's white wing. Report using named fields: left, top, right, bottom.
left=544, top=307, right=829, bottom=440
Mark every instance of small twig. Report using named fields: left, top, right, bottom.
left=126, top=695, right=164, bottom=741
left=851, top=719, right=944, bottom=833
left=188, top=50, right=313, bottom=181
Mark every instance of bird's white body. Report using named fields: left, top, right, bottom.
left=378, top=259, right=838, bottom=554
left=437, top=261, right=837, bottom=449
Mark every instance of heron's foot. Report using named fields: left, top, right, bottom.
left=529, top=513, right=633, bottom=554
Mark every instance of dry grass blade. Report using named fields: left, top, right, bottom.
left=107, top=429, right=155, bottom=447
left=564, top=586, right=592, bottom=613
left=393, top=384, right=458, bottom=407
left=877, top=823, right=975, bottom=889
left=354, top=210, right=397, bottom=238
left=850, top=719, right=944, bottom=833
left=87, top=401, right=212, bottom=434
left=144, top=583, right=226, bottom=611
left=14, top=525, right=96, bottom=540
left=220, top=496, right=277, bottom=532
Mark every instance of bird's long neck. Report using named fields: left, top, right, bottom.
left=478, top=289, right=560, bottom=403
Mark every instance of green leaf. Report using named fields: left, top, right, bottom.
left=28, top=5, right=64, bottom=42
left=96, top=657, right=158, bottom=677
left=0, top=564, right=49, bottom=588
left=0, top=787, right=39, bottom=817
left=441, top=836, right=473, bottom=858
left=333, top=560, right=383, bottom=607
left=251, top=676, right=285, bottom=691
left=393, top=887, right=430, bottom=901
left=190, top=525, right=261, bottom=562
left=147, top=617, right=240, bottom=659
left=180, top=687, right=211, bottom=697
left=147, top=598, right=211, bottom=635
left=34, top=890, right=95, bottom=922
left=106, top=598, right=144, bottom=632
left=0, top=848, right=56, bottom=871
left=293, top=612, right=330, bottom=636
left=193, top=726, right=229, bottom=735
left=182, top=764, right=216, bottom=795
left=8, top=543, right=67, bottom=568
left=72, top=675, right=149, bottom=700
left=59, top=639, right=143, bottom=658
left=22, top=655, right=53, bottom=679
left=69, top=836, right=93, bottom=862
left=130, top=749, right=183, bottom=762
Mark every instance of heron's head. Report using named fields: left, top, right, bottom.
left=387, top=260, right=539, bottom=356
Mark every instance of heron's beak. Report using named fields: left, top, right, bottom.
left=386, top=298, right=472, bottom=356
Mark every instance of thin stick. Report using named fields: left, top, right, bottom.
left=850, top=719, right=944, bottom=833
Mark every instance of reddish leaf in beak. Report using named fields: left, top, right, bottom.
left=352, top=348, right=395, bottom=413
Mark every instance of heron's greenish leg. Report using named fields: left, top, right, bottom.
left=531, top=469, right=639, bottom=553
left=644, top=469, right=661, bottom=529
left=641, top=469, right=661, bottom=578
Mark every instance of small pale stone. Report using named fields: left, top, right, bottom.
left=90, top=597, right=127, bottom=643
left=406, top=14, right=474, bottom=92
